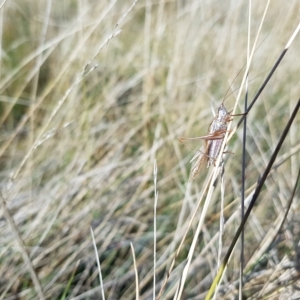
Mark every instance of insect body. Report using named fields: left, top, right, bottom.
left=206, top=104, right=231, bottom=166
left=179, top=103, right=232, bottom=180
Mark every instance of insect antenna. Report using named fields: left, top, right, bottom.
left=221, top=66, right=245, bottom=106
left=222, top=33, right=270, bottom=106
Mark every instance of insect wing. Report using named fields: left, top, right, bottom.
left=190, top=149, right=202, bottom=163
left=189, top=144, right=208, bottom=181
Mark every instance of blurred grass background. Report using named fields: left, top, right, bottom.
left=0, top=0, right=300, bottom=299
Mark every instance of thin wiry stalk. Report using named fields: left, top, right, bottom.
left=225, top=0, right=270, bottom=135
left=153, top=159, right=158, bottom=300
left=0, top=193, right=45, bottom=299
left=205, top=98, right=300, bottom=300
left=274, top=166, right=300, bottom=240
left=245, top=166, right=300, bottom=275
left=235, top=22, right=300, bottom=130
left=213, top=162, right=225, bottom=300
left=90, top=227, right=105, bottom=300
left=257, top=167, right=300, bottom=298
left=239, top=69, right=247, bottom=296
left=240, top=1, right=251, bottom=298
left=130, top=243, right=139, bottom=300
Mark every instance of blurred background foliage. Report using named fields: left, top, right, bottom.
left=0, top=0, right=300, bottom=299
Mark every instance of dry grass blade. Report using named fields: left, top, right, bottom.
left=0, top=0, right=7, bottom=10
left=90, top=227, right=105, bottom=300
left=213, top=162, right=225, bottom=300
left=153, top=159, right=158, bottom=300
left=130, top=243, right=140, bottom=300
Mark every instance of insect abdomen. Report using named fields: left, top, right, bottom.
left=207, top=139, right=223, bottom=166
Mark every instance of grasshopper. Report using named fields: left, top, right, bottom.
left=179, top=103, right=232, bottom=180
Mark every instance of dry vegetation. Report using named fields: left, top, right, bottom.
left=0, top=0, right=300, bottom=299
